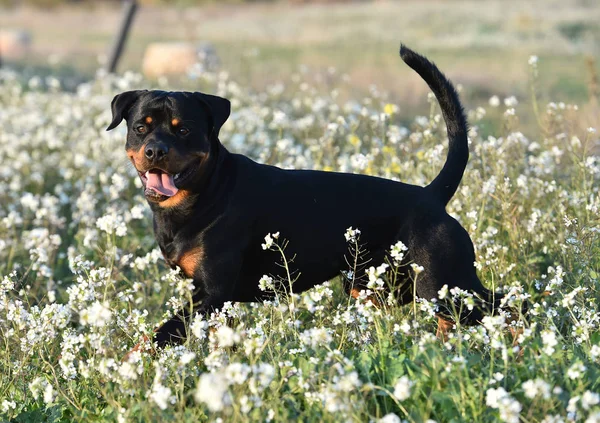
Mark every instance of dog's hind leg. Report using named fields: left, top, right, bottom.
left=436, top=315, right=455, bottom=342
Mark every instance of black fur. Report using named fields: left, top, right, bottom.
left=109, top=46, right=508, bottom=347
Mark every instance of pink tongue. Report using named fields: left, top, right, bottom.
left=145, top=171, right=179, bottom=197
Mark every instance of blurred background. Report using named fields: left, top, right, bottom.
left=1, top=0, right=599, bottom=122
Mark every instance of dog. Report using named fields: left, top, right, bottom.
left=108, top=45, right=513, bottom=348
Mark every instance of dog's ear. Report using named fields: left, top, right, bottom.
left=193, top=92, right=231, bottom=138
left=106, top=90, right=146, bottom=131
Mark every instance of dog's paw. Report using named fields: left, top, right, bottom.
left=153, top=318, right=187, bottom=348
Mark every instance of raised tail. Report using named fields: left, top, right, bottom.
left=400, top=45, right=469, bottom=205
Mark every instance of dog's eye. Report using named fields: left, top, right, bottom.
left=136, top=125, right=147, bottom=134
left=178, top=127, right=190, bottom=136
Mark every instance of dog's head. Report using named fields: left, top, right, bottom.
left=106, top=90, right=230, bottom=205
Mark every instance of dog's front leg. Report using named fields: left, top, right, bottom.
left=154, top=249, right=243, bottom=348
left=122, top=288, right=221, bottom=360
left=153, top=286, right=230, bottom=348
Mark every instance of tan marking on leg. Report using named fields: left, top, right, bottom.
left=506, top=309, right=525, bottom=358
left=509, top=326, right=523, bottom=345
left=177, top=246, right=204, bottom=278
left=159, top=190, right=190, bottom=208
left=122, top=333, right=153, bottom=362
left=350, top=288, right=381, bottom=307
left=436, top=315, right=454, bottom=342
left=509, top=325, right=525, bottom=360
left=145, top=116, right=153, bottom=124
left=171, top=118, right=180, bottom=126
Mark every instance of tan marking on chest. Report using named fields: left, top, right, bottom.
left=159, top=190, right=190, bottom=208
left=177, top=246, right=204, bottom=278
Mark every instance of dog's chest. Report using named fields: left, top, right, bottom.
left=159, top=238, right=204, bottom=279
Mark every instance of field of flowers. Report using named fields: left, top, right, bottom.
left=0, top=54, right=599, bottom=423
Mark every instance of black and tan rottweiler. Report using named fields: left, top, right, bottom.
left=108, top=46, right=513, bottom=347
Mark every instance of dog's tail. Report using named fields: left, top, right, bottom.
left=400, top=45, right=469, bottom=206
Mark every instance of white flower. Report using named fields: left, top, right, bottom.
left=541, top=415, right=565, bottom=423
left=180, top=351, right=196, bottom=365
left=541, top=330, right=558, bottom=355
left=410, top=263, right=424, bottom=275
left=350, top=153, right=370, bottom=170
left=190, top=315, right=208, bottom=340
left=586, top=411, right=600, bottom=423
left=522, top=378, right=551, bottom=399
left=79, top=301, right=112, bottom=327
left=271, top=110, right=287, bottom=126
left=337, top=371, right=362, bottom=392
left=398, top=320, right=411, bottom=334
left=393, top=375, right=413, bottom=401
left=390, top=241, right=408, bottom=264
left=253, top=362, right=275, bottom=389
left=365, top=263, right=388, bottom=289
left=590, top=344, right=600, bottom=360
left=482, top=315, right=507, bottom=333
left=300, top=327, right=332, bottom=348
left=225, top=362, right=251, bottom=385
left=486, top=387, right=521, bottom=423
left=215, top=326, right=240, bottom=347
left=258, top=275, right=275, bottom=291
left=261, top=232, right=280, bottom=250
left=43, top=383, right=55, bottom=405
left=130, top=204, right=145, bottom=219
left=96, top=212, right=127, bottom=237
left=563, top=215, right=576, bottom=228
left=500, top=398, right=522, bottom=423
left=438, top=284, right=449, bottom=300
left=482, top=175, right=497, bottom=195
left=344, top=227, right=361, bottom=243
left=568, top=396, right=580, bottom=413
left=528, top=55, right=538, bottom=65
left=195, top=372, right=231, bottom=412
left=567, top=362, right=586, bottom=380
left=118, top=362, right=139, bottom=381
left=29, top=377, right=47, bottom=400
left=379, top=413, right=402, bottom=423
left=504, top=96, right=518, bottom=107
left=489, top=95, right=501, bottom=107
left=582, top=391, right=600, bottom=410
left=149, top=383, right=172, bottom=410
left=1, top=400, right=16, bottom=413
left=486, top=387, right=508, bottom=408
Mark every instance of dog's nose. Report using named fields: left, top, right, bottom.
left=144, top=142, right=169, bottom=161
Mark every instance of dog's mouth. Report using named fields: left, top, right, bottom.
left=138, top=163, right=197, bottom=200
